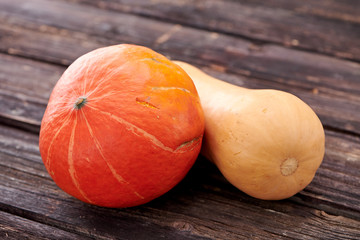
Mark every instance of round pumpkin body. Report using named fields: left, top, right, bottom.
left=39, top=45, right=204, bottom=207
left=174, top=61, right=325, bottom=200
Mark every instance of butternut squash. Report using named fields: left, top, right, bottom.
left=174, top=61, right=325, bottom=200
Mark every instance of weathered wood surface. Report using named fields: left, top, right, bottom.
left=66, top=0, right=360, bottom=61
left=0, top=211, right=89, bottom=240
left=0, top=0, right=360, bottom=239
left=1, top=125, right=359, bottom=239
left=1, top=0, right=360, bottom=135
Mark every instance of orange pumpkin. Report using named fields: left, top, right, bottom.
left=39, top=44, right=204, bottom=208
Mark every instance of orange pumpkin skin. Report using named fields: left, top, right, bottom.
left=39, top=44, right=204, bottom=208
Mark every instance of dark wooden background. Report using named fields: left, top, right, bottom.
left=1, top=0, right=360, bottom=239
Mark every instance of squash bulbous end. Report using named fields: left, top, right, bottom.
left=173, top=60, right=325, bottom=201
left=208, top=91, right=325, bottom=200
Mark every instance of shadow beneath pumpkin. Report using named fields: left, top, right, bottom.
left=143, top=155, right=230, bottom=207
left=135, top=155, right=262, bottom=215
left=66, top=156, right=316, bottom=237
left=57, top=156, right=226, bottom=239
left=139, top=155, right=319, bottom=220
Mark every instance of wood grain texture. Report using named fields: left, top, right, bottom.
left=65, top=0, right=360, bottom=61
left=0, top=125, right=360, bottom=239
left=0, top=126, right=210, bottom=240
left=0, top=210, right=90, bottom=240
left=0, top=54, right=63, bottom=132
left=0, top=0, right=359, bottom=239
left=0, top=0, right=359, bottom=135
left=1, top=50, right=360, bottom=136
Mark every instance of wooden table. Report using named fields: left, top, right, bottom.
left=1, top=0, right=360, bottom=239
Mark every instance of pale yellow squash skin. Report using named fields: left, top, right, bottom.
left=174, top=61, right=325, bottom=200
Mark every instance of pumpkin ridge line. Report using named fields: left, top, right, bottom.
left=68, top=81, right=81, bottom=98
left=85, top=76, right=110, bottom=99
left=88, top=91, right=120, bottom=103
left=87, top=50, right=106, bottom=92
left=41, top=110, right=68, bottom=138
left=86, top=64, right=126, bottom=99
left=81, top=110, right=144, bottom=200
left=87, top=105, right=187, bottom=154
left=151, top=86, right=191, bottom=94
left=45, top=112, right=73, bottom=171
left=82, top=56, right=91, bottom=96
left=175, top=135, right=202, bottom=151
left=68, top=113, right=93, bottom=203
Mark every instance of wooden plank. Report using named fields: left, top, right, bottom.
left=0, top=53, right=63, bottom=132
left=1, top=0, right=359, bottom=85
left=3, top=108, right=360, bottom=223
left=0, top=53, right=63, bottom=100
left=0, top=187, right=211, bottom=240
left=64, top=0, right=360, bottom=61
left=0, top=20, right=102, bottom=66
left=1, top=122, right=358, bottom=221
left=0, top=125, right=360, bottom=239
left=231, top=0, right=360, bottom=23
left=68, top=0, right=360, bottom=24
left=1, top=51, right=360, bottom=136
left=0, top=123, right=360, bottom=224
left=1, top=53, right=360, bottom=137
left=0, top=128, right=211, bottom=240
left=191, top=66, right=360, bottom=136
left=1, top=0, right=359, bottom=97
left=298, top=130, right=360, bottom=220
left=0, top=210, right=90, bottom=240
left=0, top=1, right=359, bottom=134
left=0, top=1, right=358, bottom=239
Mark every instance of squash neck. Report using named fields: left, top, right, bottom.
left=173, top=61, right=247, bottom=94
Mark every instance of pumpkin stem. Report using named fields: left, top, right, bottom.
left=280, top=157, right=298, bottom=176
left=74, top=96, right=87, bottom=110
